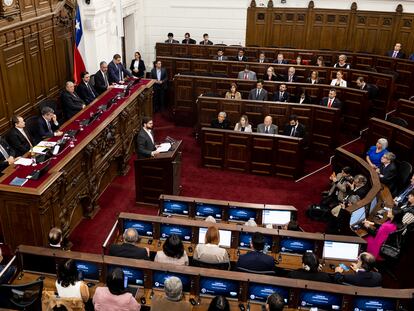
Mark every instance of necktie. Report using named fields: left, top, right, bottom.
left=328, top=99, right=333, bottom=107
left=47, top=120, right=52, bottom=132
left=290, top=126, right=296, bottom=137
left=392, top=51, right=397, bottom=58
left=118, top=64, right=122, bottom=81
left=87, top=83, right=95, bottom=97
left=244, top=73, right=248, bottom=79
left=219, top=57, right=222, bottom=61
left=0, top=144, right=9, bottom=159
left=280, top=92, right=283, bottom=100
left=265, top=126, right=269, bottom=134
left=257, top=89, right=260, bottom=98
left=289, top=76, right=292, bottom=82
left=20, top=129, right=33, bottom=147
left=103, top=72, right=108, bottom=87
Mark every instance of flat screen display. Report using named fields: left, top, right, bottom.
left=279, top=237, right=314, bottom=254
left=228, top=207, right=256, bottom=222
left=323, top=241, right=359, bottom=261
left=198, top=227, right=232, bottom=248
left=123, top=220, right=153, bottom=237
left=352, top=296, right=396, bottom=311
left=160, top=224, right=192, bottom=242
left=195, top=203, right=223, bottom=219
left=108, top=265, right=144, bottom=286
left=23, top=254, right=57, bottom=274
left=75, top=260, right=100, bottom=281
left=239, top=232, right=273, bottom=251
left=299, top=289, right=342, bottom=310
left=200, top=277, right=238, bottom=299
left=152, top=271, right=191, bottom=293
left=350, top=206, right=366, bottom=226
left=368, top=197, right=378, bottom=215
left=262, top=210, right=291, bottom=225
left=248, top=283, right=289, bottom=304
left=162, top=200, right=189, bottom=216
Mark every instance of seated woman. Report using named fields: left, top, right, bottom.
left=193, top=226, right=229, bottom=265
left=224, top=83, right=241, bottom=100
left=296, top=88, right=311, bottom=104
left=366, top=138, right=388, bottom=169
left=93, top=267, right=141, bottom=311
left=330, top=70, right=347, bottom=87
left=154, top=234, right=189, bottom=265
left=56, top=259, right=89, bottom=302
left=316, top=56, right=325, bottom=67
left=306, top=70, right=320, bottom=84
left=262, top=66, right=278, bottom=81
left=334, top=54, right=351, bottom=69
left=234, top=115, right=252, bottom=132
left=208, top=295, right=230, bottom=311
left=363, top=207, right=403, bottom=260
left=295, top=56, right=302, bottom=65
left=287, top=252, right=331, bottom=282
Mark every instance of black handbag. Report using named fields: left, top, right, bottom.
left=380, top=226, right=406, bottom=260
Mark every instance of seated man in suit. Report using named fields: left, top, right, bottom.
left=214, top=48, right=228, bottom=61
left=235, top=49, right=247, bottom=62
left=285, top=67, right=298, bottom=83
left=274, top=53, right=288, bottom=64
left=165, top=32, right=179, bottom=43
left=349, top=174, right=369, bottom=200
left=182, top=32, right=196, bottom=44
left=108, top=54, right=131, bottom=84
left=211, top=111, right=230, bottom=129
left=0, top=136, right=16, bottom=172
left=257, top=115, right=278, bottom=134
left=61, top=81, right=85, bottom=121
left=394, top=175, right=414, bottom=206
left=6, top=115, right=34, bottom=157
left=377, top=152, right=397, bottom=191
left=273, top=83, right=289, bottom=102
left=76, top=71, right=98, bottom=104
left=136, top=117, right=159, bottom=159
left=248, top=80, right=268, bottom=101
left=265, top=293, right=285, bottom=311
left=238, top=65, right=257, bottom=80
left=94, top=61, right=114, bottom=95
left=237, top=232, right=276, bottom=273
left=356, top=76, right=378, bottom=100
left=386, top=42, right=405, bottom=58
left=199, top=33, right=213, bottom=45
left=283, top=114, right=305, bottom=138
left=257, top=51, right=270, bottom=63
left=32, top=106, right=63, bottom=144
left=109, top=228, right=149, bottom=260
left=320, top=89, right=342, bottom=109
left=334, top=252, right=382, bottom=287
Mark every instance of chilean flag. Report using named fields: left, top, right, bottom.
left=73, top=4, right=86, bottom=85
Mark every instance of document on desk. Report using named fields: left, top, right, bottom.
left=37, top=141, right=57, bottom=147
left=113, top=84, right=127, bottom=89
left=156, top=143, right=171, bottom=153
left=14, top=158, right=33, bottom=166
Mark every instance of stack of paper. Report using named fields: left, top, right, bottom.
left=156, top=143, right=171, bottom=153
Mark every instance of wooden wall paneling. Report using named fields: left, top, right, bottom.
left=224, top=133, right=250, bottom=172
left=395, top=99, right=414, bottom=131
left=250, top=135, right=273, bottom=175
left=222, top=100, right=242, bottom=125
left=39, top=23, right=59, bottom=94
left=173, top=77, right=193, bottom=125
left=202, top=131, right=225, bottom=168
left=244, top=101, right=266, bottom=129
left=25, top=32, right=45, bottom=103
left=392, top=129, right=414, bottom=164
left=397, top=14, right=414, bottom=56
left=268, top=10, right=308, bottom=49
left=274, top=138, right=303, bottom=178
left=246, top=7, right=267, bottom=47
left=54, top=30, right=73, bottom=88
left=0, top=49, right=11, bottom=133
left=366, top=118, right=394, bottom=149
left=393, top=62, right=414, bottom=101
left=21, top=0, right=37, bottom=18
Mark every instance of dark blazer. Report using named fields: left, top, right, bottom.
left=136, top=129, right=156, bottom=159
left=237, top=251, right=275, bottom=272
left=6, top=128, right=34, bottom=157
left=32, top=117, right=59, bottom=144
left=287, top=269, right=332, bottom=283
left=262, top=74, right=278, bottom=81
left=94, top=70, right=110, bottom=95
left=60, top=90, right=85, bottom=121
left=108, top=60, right=130, bottom=84
left=283, top=123, right=306, bottom=138
left=274, top=59, right=288, bottom=64
left=0, top=138, right=15, bottom=172
left=165, top=39, right=179, bottom=43
left=257, top=58, right=271, bottom=64
left=273, top=91, right=290, bottom=102
left=334, top=270, right=382, bottom=287
left=150, top=67, right=168, bottom=90
left=295, top=95, right=312, bottom=104
left=129, top=59, right=146, bottom=78
left=306, top=77, right=320, bottom=84
left=248, top=88, right=268, bottom=101
left=379, top=162, right=397, bottom=188
left=108, top=243, right=149, bottom=260
left=211, top=119, right=230, bottom=129
left=235, top=55, right=248, bottom=62
left=182, top=38, right=196, bottom=44
left=351, top=185, right=369, bottom=200
left=320, top=97, right=342, bottom=110
left=361, top=83, right=379, bottom=100
left=214, top=55, right=228, bottom=61
left=199, top=40, right=213, bottom=45
left=76, top=82, right=98, bottom=104
left=386, top=50, right=405, bottom=58
left=284, top=74, right=299, bottom=83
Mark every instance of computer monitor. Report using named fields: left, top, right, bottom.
left=22, top=254, right=56, bottom=275
left=248, top=283, right=289, bottom=304
left=352, top=296, right=396, bottom=311
left=262, top=210, right=291, bottom=225
left=161, top=200, right=189, bottom=216
left=199, top=277, right=238, bottom=299
left=368, top=197, right=378, bottom=216
left=108, top=265, right=144, bottom=286
left=198, top=228, right=232, bottom=248
left=152, top=271, right=191, bottom=293
left=75, top=261, right=100, bottom=281
left=123, top=220, right=153, bottom=237
left=299, top=289, right=342, bottom=310
left=239, top=232, right=273, bottom=251
left=350, top=206, right=366, bottom=227
left=279, top=237, right=314, bottom=254
left=160, top=224, right=192, bottom=242
left=195, top=203, right=223, bottom=220
left=323, top=241, right=360, bottom=261
left=228, top=207, right=256, bottom=222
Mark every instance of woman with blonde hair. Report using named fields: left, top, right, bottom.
left=234, top=115, right=252, bottom=132
left=193, top=226, right=229, bottom=264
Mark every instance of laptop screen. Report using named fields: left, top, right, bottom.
left=323, top=241, right=359, bottom=261
left=198, top=227, right=231, bottom=248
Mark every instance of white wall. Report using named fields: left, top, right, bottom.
left=79, top=0, right=414, bottom=73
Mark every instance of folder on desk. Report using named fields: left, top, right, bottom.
left=156, top=143, right=171, bottom=153
left=9, top=177, right=28, bottom=187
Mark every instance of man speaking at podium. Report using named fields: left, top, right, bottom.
left=136, top=117, right=159, bottom=158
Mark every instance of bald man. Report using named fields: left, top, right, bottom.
left=60, top=81, right=86, bottom=121
left=108, top=228, right=149, bottom=260
left=257, top=116, right=278, bottom=134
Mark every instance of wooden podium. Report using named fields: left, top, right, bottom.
left=135, top=140, right=182, bottom=204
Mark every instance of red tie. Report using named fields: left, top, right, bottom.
left=244, top=73, right=248, bottom=79
left=328, top=99, right=333, bottom=107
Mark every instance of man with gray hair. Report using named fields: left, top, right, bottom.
left=94, top=61, right=114, bottom=94
left=211, top=111, right=230, bottom=129
left=151, top=276, right=191, bottom=311
left=60, top=81, right=85, bottom=121
left=108, top=228, right=149, bottom=260
left=377, top=152, right=397, bottom=191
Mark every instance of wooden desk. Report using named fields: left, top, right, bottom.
left=392, top=99, right=414, bottom=131
left=0, top=80, right=154, bottom=249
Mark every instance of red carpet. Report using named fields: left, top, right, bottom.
left=71, top=113, right=334, bottom=253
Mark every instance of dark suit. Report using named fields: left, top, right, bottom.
left=199, top=40, right=213, bottom=45
left=129, top=59, right=146, bottom=78
left=235, top=55, right=248, bottom=62
left=287, top=269, right=332, bottom=283
left=274, top=59, right=288, bottom=64
left=283, top=123, right=306, bottom=138
left=165, top=39, right=179, bottom=43
left=248, top=88, right=268, bottom=101
left=237, top=251, right=275, bottom=272
left=285, top=74, right=298, bottom=83
left=386, top=50, right=405, bottom=59
left=306, top=77, right=320, bottom=84
left=0, top=138, right=15, bottom=172
left=211, top=119, right=230, bottom=129
left=262, top=74, right=278, bottom=81
left=257, top=58, right=271, bottom=64
left=108, top=243, right=149, bottom=260
left=182, top=38, right=196, bottom=44
left=273, top=91, right=290, bottom=102
left=361, top=83, right=378, bottom=100
left=32, top=117, right=59, bottom=144
left=214, top=55, right=228, bottom=61
left=6, top=128, right=34, bottom=157
left=108, top=60, right=130, bottom=84
left=151, top=67, right=168, bottom=112
left=76, top=82, right=98, bottom=104
left=136, top=128, right=156, bottom=159
left=379, top=162, right=397, bottom=189
left=351, top=185, right=369, bottom=200
left=60, top=90, right=85, bottom=121
left=320, top=97, right=342, bottom=110
left=295, top=95, right=312, bottom=104
left=94, top=70, right=110, bottom=95
left=334, top=270, right=382, bottom=287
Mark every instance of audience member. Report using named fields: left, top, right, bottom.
left=211, top=112, right=230, bottom=129
left=93, top=267, right=141, bottom=311
left=182, top=32, right=196, bottom=44
left=330, top=194, right=360, bottom=218
left=283, top=114, right=305, bottom=138
left=151, top=276, right=191, bottom=311
left=402, top=190, right=414, bottom=226
left=136, top=117, right=158, bottom=159
left=262, top=66, right=278, bottom=81
left=248, top=80, right=268, bottom=101
left=150, top=60, right=168, bottom=112
left=285, top=67, right=298, bottom=82
left=193, top=226, right=230, bottom=265
left=48, top=227, right=63, bottom=249
left=330, top=70, right=347, bottom=87
left=295, top=88, right=311, bottom=104
left=363, top=207, right=403, bottom=260
left=165, top=32, right=179, bottom=44
left=273, top=83, right=289, bottom=102
left=56, top=259, right=89, bottom=302
left=287, top=252, right=331, bottom=282
left=208, top=295, right=230, bottom=311
left=61, top=81, right=85, bottom=120
left=129, top=51, right=146, bottom=78
left=94, top=61, right=113, bottom=95
left=306, top=70, right=320, bottom=84
left=235, top=49, right=247, bottom=62
left=377, top=152, right=397, bottom=190
left=215, top=49, right=228, bottom=61
left=76, top=71, right=98, bottom=104
left=154, top=234, right=189, bottom=265
left=238, top=65, right=256, bottom=80
left=234, top=115, right=252, bottom=132
left=0, top=136, right=15, bottom=172
left=257, top=52, right=270, bottom=63
left=320, top=89, right=342, bottom=109
left=349, top=174, right=369, bottom=199
left=334, top=54, right=351, bottom=69
left=108, top=54, right=131, bottom=84
left=33, top=106, right=62, bottom=144
left=109, top=228, right=149, bottom=260
left=236, top=232, right=275, bottom=272
left=274, top=53, right=288, bottom=64
left=295, top=55, right=302, bottom=65
left=386, top=43, right=405, bottom=58
left=366, top=138, right=388, bottom=169
left=265, top=293, right=284, bottom=311
left=394, top=175, right=414, bottom=206
left=6, top=115, right=33, bottom=157
left=225, top=83, right=242, bottom=99
left=316, top=56, right=325, bottom=67
left=200, top=33, right=213, bottom=45
left=334, top=252, right=382, bottom=287
left=356, top=76, right=378, bottom=99
left=257, top=116, right=277, bottom=134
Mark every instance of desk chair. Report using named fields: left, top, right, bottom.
left=0, top=279, right=43, bottom=310
left=192, top=259, right=230, bottom=270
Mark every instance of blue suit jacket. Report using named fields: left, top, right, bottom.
left=236, top=250, right=275, bottom=272
left=108, top=60, right=130, bottom=84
